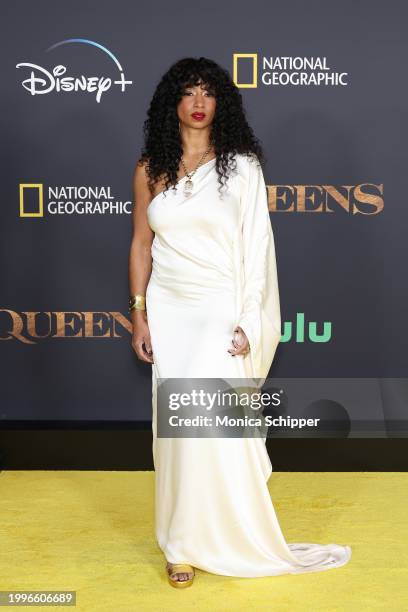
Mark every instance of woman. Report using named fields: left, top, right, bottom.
left=128, top=57, right=351, bottom=587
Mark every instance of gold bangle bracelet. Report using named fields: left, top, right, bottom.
left=129, top=294, right=146, bottom=312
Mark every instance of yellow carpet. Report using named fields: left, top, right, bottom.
left=0, top=471, right=407, bottom=611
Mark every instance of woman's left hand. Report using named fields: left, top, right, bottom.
left=228, top=326, right=250, bottom=356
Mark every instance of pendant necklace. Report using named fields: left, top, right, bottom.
left=180, top=145, right=213, bottom=197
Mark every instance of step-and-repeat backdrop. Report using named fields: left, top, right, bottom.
left=1, top=1, right=407, bottom=435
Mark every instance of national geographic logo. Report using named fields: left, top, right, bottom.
left=267, top=184, right=384, bottom=215
left=233, top=54, right=348, bottom=87
left=19, top=184, right=132, bottom=216
left=0, top=311, right=330, bottom=344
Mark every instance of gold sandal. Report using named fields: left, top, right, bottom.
left=166, top=563, right=195, bottom=588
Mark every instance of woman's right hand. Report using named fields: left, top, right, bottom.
left=131, top=311, right=154, bottom=363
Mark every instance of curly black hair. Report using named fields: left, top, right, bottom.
left=138, top=56, right=266, bottom=198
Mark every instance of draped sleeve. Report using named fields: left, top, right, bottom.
left=236, top=154, right=281, bottom=382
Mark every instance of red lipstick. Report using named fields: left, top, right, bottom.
left=191, top=112, right=206, bottom=121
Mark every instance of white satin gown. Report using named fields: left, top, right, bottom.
left=145, top=153, right=352, bottom=577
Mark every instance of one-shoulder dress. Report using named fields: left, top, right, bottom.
left=145, top=152, right=352, bottom=577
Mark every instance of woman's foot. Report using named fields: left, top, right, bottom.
left=166, top=561, right=194, bottom=584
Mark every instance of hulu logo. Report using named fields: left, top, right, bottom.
left=280, top=312, right=332, bottom=343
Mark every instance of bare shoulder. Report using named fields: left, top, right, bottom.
left=134, top=158, right=150, bottom=187
left=133, top=158, right=152, bottom=205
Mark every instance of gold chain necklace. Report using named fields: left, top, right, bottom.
left=180, top=145, right=213, bottom=197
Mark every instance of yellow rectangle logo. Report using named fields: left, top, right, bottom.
left=233, top=53, right=257, bottom=88
left=19, top=183, right=44, bottom=217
